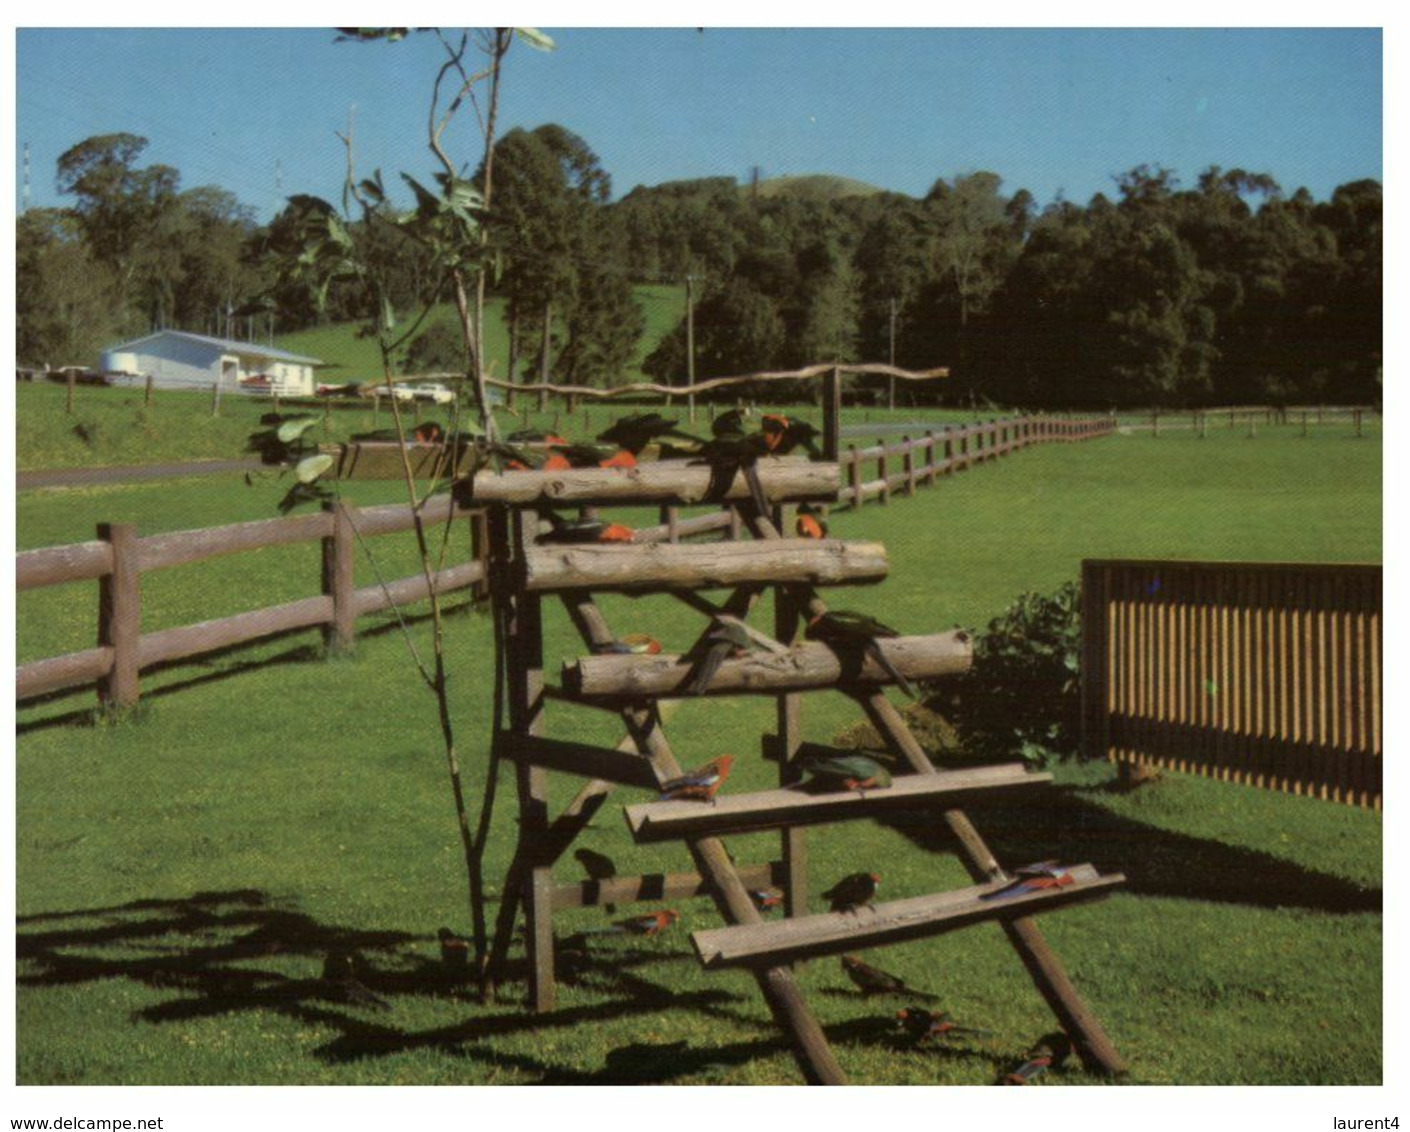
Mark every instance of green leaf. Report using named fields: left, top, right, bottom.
left=276, top=417, right=320, bottom=444
left=295, top=453, right=335, bottom=484
left=515, top=27, right=556, bottom=51
left=382, top=295, right=397, bottom=332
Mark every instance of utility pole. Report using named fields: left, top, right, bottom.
left=888, top=296, right=897, bottom=412
left=685, top=275, right=697, bottom=422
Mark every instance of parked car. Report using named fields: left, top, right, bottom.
left=412, top=382, right=456, bottom=405
left=369, top=383, right=417, bottom=403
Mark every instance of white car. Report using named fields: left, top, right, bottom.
left=412, top=382, right=457, bottom=405
left=370, top=383, right=417, bottom=403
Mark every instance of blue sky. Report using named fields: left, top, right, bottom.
left=15, top=27, right=1382, bottom=220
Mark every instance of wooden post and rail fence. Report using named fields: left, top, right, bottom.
left=1081, top=559, right=1382, bottom=809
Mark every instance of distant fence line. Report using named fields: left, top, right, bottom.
left=1123, top=405, right=1378, bottom=438
left=1081, top=559, right=1382, bottom=809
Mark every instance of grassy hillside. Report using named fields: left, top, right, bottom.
left=16, top=427, right=1382, bottom=1085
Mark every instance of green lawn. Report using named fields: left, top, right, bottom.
left=15, top=425, right=1381, bottom=1085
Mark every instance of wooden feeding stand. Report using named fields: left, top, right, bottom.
left=476, top=457, right=1125, bottom=1085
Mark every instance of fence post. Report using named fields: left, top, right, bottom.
left=1354, top=408, right=1364, bottom=438
left=661, top=504, right=681, bottom=544
left=878, top=444, right=890, bottom=505
left=144, top=374, right=154, bottom=407
left=1199, top=411, right=1208, bottom=440
left=924, top=430, right=937, bottom=484
left=211, top=379, right=223, bottom=418
left=322, top=501, right=356, bottom=653
left=97, top=522, right=141, bottom=710
left=902, top=436, right=916, bottom=494
left=66, top=368, right=76, bottom=414
left=821, top=366, right=842, bottom=462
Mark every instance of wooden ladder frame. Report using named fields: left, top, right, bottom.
left=481, top=483, right=1125, bottom=1086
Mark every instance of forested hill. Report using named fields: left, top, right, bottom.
left=19, top=127, right=1381, bottom=409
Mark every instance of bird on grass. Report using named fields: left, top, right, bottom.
left=684, top=619, right=759, bottom=696
left=795, top=502, right=829, bottom=539
left=841, top=954, right=938, bottom=998
left=319, top=950, right=389, bottom=1010
left=1001, top=1032, right=1073, bottom=1085
left=536, top=510, right=635, bottom=545
left=797, top=747, right=893, bottom=794
left=806, top=610, right=918, bottom=699
left=597, top=413, right=703, bottom=457
left=760, top=414, right=822, bottom=458
left=658, top=755, right=734, bottom=803
left=895, top=1007, right=991, bottom=1045
left=979, top=861, right=1076, bottom=903
left=437, top=927, right=470, bottom=976
left=749, top=887, right=785, bottom=912
left=822, top=871, right=881, bottom=914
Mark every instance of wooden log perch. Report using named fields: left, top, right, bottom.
left=457, top=458, right=840, bottom=507
left=692, top=864, right=1124, bottom=969
left=625, top=763, right=1050, bottom=842
left=551, top=862, right=782, bottom=911
left=565, top=630, right=972, bottom=698
left=523, top=539, right=888, bottom=594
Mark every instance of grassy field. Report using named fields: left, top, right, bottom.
left=14, top=425, right=1382, bottom=1085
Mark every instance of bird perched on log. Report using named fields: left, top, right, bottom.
left=658, top=755, right=734, bottom=803
left=592, top=634, right=663, bottom=656
left=822, top=871, right=881, bottom=914
left=684, top=618, right=759, bottom=695
left=694, top=431, right=774, bottom=518
left=798, top=749, right=893, bottom=794
left=437, top=927, right=470, bottom=976
left=979, top=861, right=1075, bottom=903
left=319, top=950, right=389, bottom=1010
left=711, top=407, right=752, bottom=437
left=1001, top=1032, right=1073, bottom=1084
left=598, top=413, right=703, bottom=457
left=550, top=441, right=631, bottom=468
left=795, top=502, right=829, bottom=539
left=536, top=510, right=635, bottom=544
left=895, top=1007, right=990, bottom=1045
left=841, top=954, right=938, bottom=998
left=806, top=610, right=918, bottom=699
left=507, top=428, right=569, bottom=446
left=760, top=413, right=822, bottom=457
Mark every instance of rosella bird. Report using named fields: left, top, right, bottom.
left=1001, top=1032, right=1073, bottom=1084
left=750, top=887, right=785, bottom=912
left=760, top=414, right=822, bottom=458
left=598, top=413, right=703, bottom=456
left=795, top=502, right=829, bottom=539
left=798, top=748, right=893, bottom=793
left=896, top=1007, right=990, bottom=1044
left=685, top=619, right=758, bottom=696
left=537, top=511, right=635, bottom=544
left=437, top=926, right=470, bottom=975
left=711, top=408, right=752, bottom=437
left=506, top=428, right=569, bottom=446
left=550, top=441, right=630, bottom=468
left=593, top=634, right=663, bottom=656
left=806, top=610, right=918, bottom=699
left=822, top=871, right=881, bottom=914
left=694, top=432, right=774, bottom=518
left=658, top=755, right=734, bottom=803
left=612, top=910, right=680, bottom=936
left=840, top=954, right=938, bottom=998
left=979, top=861, right=1076, bottom=903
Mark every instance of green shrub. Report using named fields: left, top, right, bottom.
left=933, top=582, right=1083, bottom=768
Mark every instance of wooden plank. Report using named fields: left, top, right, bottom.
left=352, top=561, right=484, bottom=616
left=137, top=511, right=333, bottom=572
left=17, top=540, right=113, bottom=589
left=323, top=501, right=356, bottom=652
left=626, top=764, right=1051, bottom=841
left=693, top=865, right=1124, bottom=969
left=522, top=539, right=888, bottom=594
left=566, top=630, right=972, bottom=699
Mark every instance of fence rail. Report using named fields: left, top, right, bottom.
left=17, top=414, right=1112, bottom=709
left=1081, top=559, right=1382, bottom=808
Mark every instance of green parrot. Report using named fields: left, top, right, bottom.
left=805, top=610, right=918, bottom=698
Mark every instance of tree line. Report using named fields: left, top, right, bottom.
left=17, top=129, right=1381, bottom=409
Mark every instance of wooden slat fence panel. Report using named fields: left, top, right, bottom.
left=1082, top=559, right=1381, bottom=808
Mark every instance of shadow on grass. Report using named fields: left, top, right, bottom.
left=16, top=887, right=812, bottom=1082
left=881, top=782, right=1381, bottom=915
